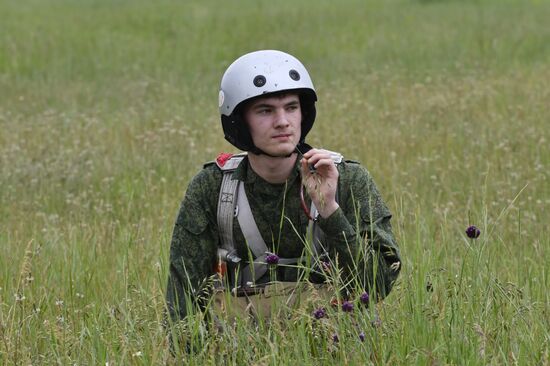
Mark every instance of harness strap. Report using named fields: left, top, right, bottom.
left=237, top=183, right=302, bottom=285
left=215, top=150, right=343, bottom=288
left=305, top=150, right=342, bottom=261
left=236, top=183, right=267, bottom=258
left=216, top=154, right=246, bottom=261
left=308, top=202, right=319, bottom=249
left=236, top=183, right=268, bottom=285
left=217, top=174, right=239, bottom=253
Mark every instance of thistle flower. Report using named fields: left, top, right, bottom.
left=359, top=292, right=369, bottom=304
left=342, top=300, right=354, bottom=313
left=313, top=307, right=326, bottom=320
left=465, top=225, right=481, bottom=239
left=426, top=281, right=434, bottom=293
left=265, top=253, right=279, bottom=265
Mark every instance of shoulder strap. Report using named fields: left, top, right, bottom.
left=327, top=150, right=343, bottom=164
left=236, top=183, right=269, bottom=258
left=308, top=149, right=343, bottom=263
left=216, top=152, right=247, bottom=171
left=216, top=154, right=246, bottom=261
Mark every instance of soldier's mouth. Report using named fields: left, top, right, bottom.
left=272, top=134, right=292, bottom=139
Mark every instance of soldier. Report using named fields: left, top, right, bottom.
left=166, top=50, right=401, bottom=323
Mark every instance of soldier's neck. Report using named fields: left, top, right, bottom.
left=248, top=153, right=297, bottom=184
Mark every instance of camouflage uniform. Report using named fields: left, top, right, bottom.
left=166, top=154, right=401, bottom=321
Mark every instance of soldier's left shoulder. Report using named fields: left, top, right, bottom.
left=336, top=156, right=375, bottom=180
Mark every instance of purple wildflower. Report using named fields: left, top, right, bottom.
left=313, top=307, right=326, bottom=320
left=341, top=300, right=354, bottom=313
left=426, top=281, right=434, bottom=292
left=359, top=331, right=365, bottom=342
left=332, top=333, right=339, bottom=343
left=265, top=253, right=279, bottom=265
left=359, top=292, right=369, bottom=305
left=465, top=225, right=481, bottom=239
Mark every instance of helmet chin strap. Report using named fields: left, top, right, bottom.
left=249, top=148, right=295, bottom=159
left=295, top=142, right=313, bottom=155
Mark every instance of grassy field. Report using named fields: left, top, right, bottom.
left=1, top=0, right=549, bottom=364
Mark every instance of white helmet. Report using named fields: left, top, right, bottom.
left=219, top=50, right=317, bottom=153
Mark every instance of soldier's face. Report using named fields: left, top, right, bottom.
left=243, top=93, right=302, bottom=157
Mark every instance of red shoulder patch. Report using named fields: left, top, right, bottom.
left=216, top=152, right=234, bottom=167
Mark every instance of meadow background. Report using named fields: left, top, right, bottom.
left=1, top=0, right=549, bottom=364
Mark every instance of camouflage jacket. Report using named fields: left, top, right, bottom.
left=166, top=154, right=401, bottom=321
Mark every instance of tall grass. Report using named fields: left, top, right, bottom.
left=1, top=0, right=549, bottom=364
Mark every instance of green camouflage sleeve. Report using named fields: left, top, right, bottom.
left=316, top=161, right=401, bottom=299
left=165, top=168, right=220, bottom=322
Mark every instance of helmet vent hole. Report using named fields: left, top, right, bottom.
left=253, top=75, right=266, bottom=87
left=289, top=69, right=300, bottom=81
